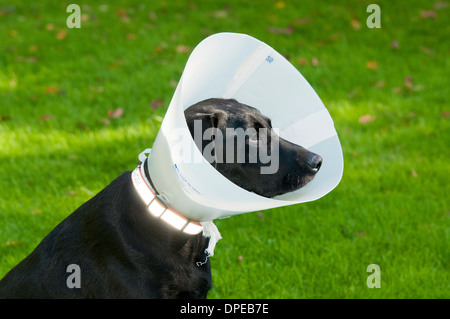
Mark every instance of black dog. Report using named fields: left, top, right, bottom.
left=0, top=98, right=321, bottom=298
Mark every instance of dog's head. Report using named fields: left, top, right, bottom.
left=185, top=98, right=322, bottom=198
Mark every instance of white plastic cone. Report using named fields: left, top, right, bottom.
left=146, top=32, right=344, bottom=221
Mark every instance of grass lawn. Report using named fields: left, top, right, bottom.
left=0, top=0, right=448, bottom=298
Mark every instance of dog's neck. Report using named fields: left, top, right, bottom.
left=131, top=150, right=222, bottom=258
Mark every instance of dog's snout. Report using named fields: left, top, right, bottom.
left=307, top=154, right=323, bottom=173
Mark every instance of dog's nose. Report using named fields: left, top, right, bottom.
left=307, top=154, right=322, bottom=173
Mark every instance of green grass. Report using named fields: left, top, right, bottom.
left=0, top=0, right=448, bottom=298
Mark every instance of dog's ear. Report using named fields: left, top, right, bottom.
left=189, top=110, right=227, bottom=167
left=194, top=110, right=227, bottom=131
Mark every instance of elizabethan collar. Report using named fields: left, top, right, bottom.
left=145, top=32, right=344, bottom=222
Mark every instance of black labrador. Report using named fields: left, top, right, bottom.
left=0, top=98, right=322, bottom=298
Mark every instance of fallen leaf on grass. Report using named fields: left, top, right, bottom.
left=351, top=19, right=361, bottom=29
left=348, top=89, right=358, bottom=99
left=267, top=26, right=293, bottom=35
left=411, top=169, right=418, bottom=178
left=420, top=10, right=437, bottom=18
left=45, top=86, right=59, bottom=94
left=117, top=8, right=130, bottom=22
left=298, top=58, right=308, bottom=66
left=297, top=57, right=319, bottom=67
left=366, top=60, right=378, bottom=70
left=421, top=46, right=434, bottom=55
left=395, top=76, right=421, bottom=94
left=126, top=33, right=137, bottom=40
left=76, top=123, right=87, bottom=131
left=108, top=59, right=124, bottom=69
left=100, top=118, right=110, bottom=125
left=441, top=111, right=450, bottom=118
left=275, top=1, right=286, bottom=9
left=359, top=114, right=375, bottom=124
left=375, top=81, right=385, bottom=88
left=293, top=17, right=311, bottom=26
left=40, top=114, right=52, bottom=122
left=32, top=209, right=42, bottom=215
left=176, top=45, right=190, bottom=53
left=117, top=8, right=126, bottom=17
left=355, top=232, right=365, bottom=237
left=390, top=40, right=400, bottom=49
left=107, top=107, right=124, bottom=119
left=433, top=1, right=449, bottom=9
left=148, top=11, right=157, bottom=21
left=404, top=76, right=414, bottom=90
left=213, top=10, right=228, bottom=18
left=170, top=79, right=178, bottom=88
left=2, top=241, right=23, bottom=247
left=154, top=45, right=164, bottom=53
left=28, top=44, right=39, bottom=53
left=394, top=87, right=402, bottom=95
left=56, top=29, right=67, bottom=40
left=150, top=99, right=164, bottom=109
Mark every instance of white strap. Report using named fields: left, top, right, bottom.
left=138, top=148, right=152, bottom=163
left=200, top=221, right=222, bottom=257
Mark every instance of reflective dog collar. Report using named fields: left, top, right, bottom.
left=131, top=160, right=203, bottom=235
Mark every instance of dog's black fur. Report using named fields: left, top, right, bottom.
left=0, top=98, right=321, bottom=298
